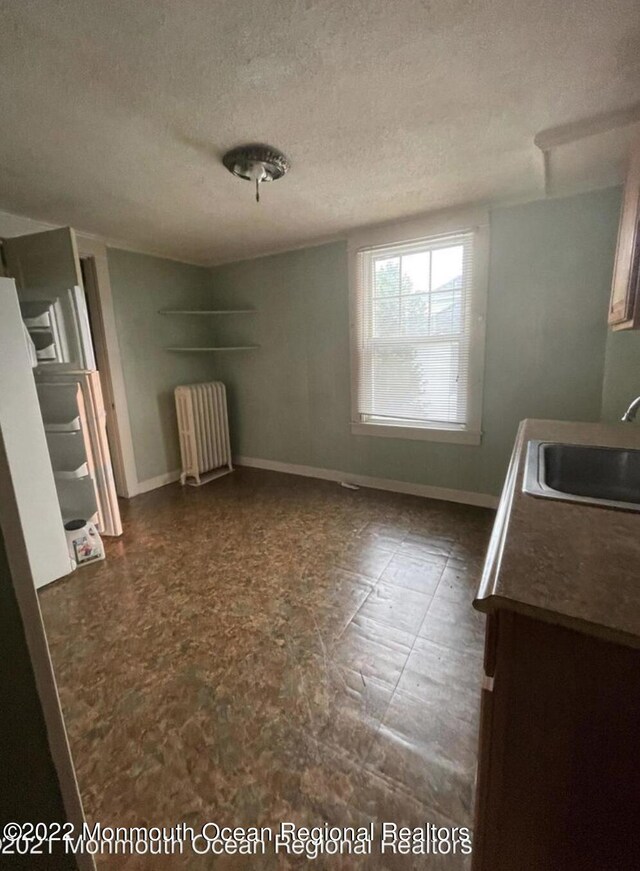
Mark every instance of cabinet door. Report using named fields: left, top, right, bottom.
left=3, top=227, right=95, bottom=371
left=2, top=227, right=83, bottom=290
left=609, top=143, right=640, bottom=329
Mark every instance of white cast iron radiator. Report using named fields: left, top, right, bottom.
left=175, top=382, right=233, bottom=486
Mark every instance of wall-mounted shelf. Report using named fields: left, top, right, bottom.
left=159, top=309, right=255, bottom=315
left=160, top=304, right=258, bottom=354
left=166, top=346, right=260, bottom=352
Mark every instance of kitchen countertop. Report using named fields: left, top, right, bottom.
left=474, top=419, right=640, bottom=649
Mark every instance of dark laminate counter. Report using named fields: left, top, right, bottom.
left=474, top=418, right=640, bottom=649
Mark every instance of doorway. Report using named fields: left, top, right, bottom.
left=74, top=235, right=138, bottom=499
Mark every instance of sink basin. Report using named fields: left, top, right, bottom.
left=523, top=440, right=640, bottom=512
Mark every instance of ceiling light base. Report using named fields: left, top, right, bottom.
left=222, top=144, right=290, bottom=203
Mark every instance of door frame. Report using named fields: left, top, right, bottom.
left=0, top=431, right=96, bottom=871
left=75, top=236, right=138, bottom=498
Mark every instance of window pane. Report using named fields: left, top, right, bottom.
left=373, top=297, right=400, bottom=338
left=370, top=345, right=426, bottom=418
left=370, top=341, right=462, bottom=422
left=401, top=293, right=430, bottom=336
left=356, top=231, right=476, bottom=429
left=432, top=245, right=463, bottom=292
left=430, top=289, right=462, bottom=335
left=401, top=251, right=430, bottom=294
left=374, top=257, right=400, bottom=297
left=415, top=341, right=461, bottom=420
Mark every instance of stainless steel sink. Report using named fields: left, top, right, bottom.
left=523, top=440, right=640, bottom=512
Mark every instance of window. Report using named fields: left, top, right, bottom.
left=349, top=210, right=488, bottom=444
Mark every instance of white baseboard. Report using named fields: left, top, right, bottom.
left=234, top=456, right=498, bottom=509
left=135, top=469, right=181, bottom=495
left=133, top=458, right=499, bottom=509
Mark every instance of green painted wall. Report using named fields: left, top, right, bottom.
left=107, top=248, right=210, bottom=482
left=601, top=330, right=640, bottom=421
left=204, top=188, right=621, bottom=496
left=106, top=188, right=622, bottom=495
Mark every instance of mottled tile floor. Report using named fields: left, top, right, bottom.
left=39, top=468, right=494, bottom=870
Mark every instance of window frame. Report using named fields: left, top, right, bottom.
left=348, top=207, right=489, bottom=445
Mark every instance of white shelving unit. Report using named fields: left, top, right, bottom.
left=56, top=478, right=100, bottom=526
left=36, top=382, right=99, bottom=524
left=46, top=431, right=90, bottom=480
left=20, top=299, right=64, bottom=364
left=44, top=417, right=81, bottom=433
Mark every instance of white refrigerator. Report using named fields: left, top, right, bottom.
left=0, top=275, right=122, bottom=589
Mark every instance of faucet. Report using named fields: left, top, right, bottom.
left=621, top=395, right=640, bottom=422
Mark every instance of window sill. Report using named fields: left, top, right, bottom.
left=350, top=421, right=482, bottom=445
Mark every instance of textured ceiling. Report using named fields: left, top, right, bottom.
left=0, top=0, right=639, bottom=265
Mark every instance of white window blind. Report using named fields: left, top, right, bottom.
left=353, top=230, right=476, bottom=433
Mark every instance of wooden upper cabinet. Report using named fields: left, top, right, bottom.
left=609, top=142, right=640, bottom=330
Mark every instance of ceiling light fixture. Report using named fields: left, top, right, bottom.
left=222, top=144, right=290, bottom=203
